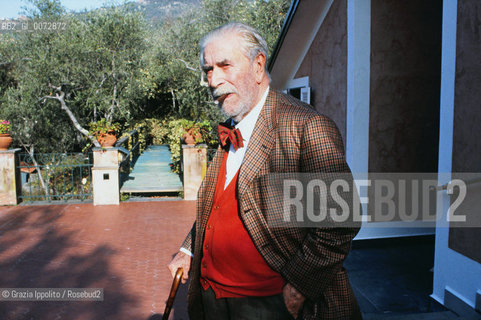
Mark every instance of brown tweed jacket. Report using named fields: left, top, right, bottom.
left=181, top=89, right=361, bottom=320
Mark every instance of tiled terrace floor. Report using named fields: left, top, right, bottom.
left=1, top=201, right=478, bottom=320
left=0, top=201, right=195, bottom=320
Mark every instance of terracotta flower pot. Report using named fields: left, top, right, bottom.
left=182, top=129, right=202, bottom=145
left=97, top=133, right=117, bottom=148
left=0, top=134, right=13, bottom=151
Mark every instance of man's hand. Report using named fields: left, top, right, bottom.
left=283, top=283, right=306, bottom=319
left=168, top=251, right=191, bottom=284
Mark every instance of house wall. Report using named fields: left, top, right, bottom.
left=451, top=0, right=481, bottom=174
left=294, top=0, right=347, bottom=141
left=368, top=0, right=442, bottom=173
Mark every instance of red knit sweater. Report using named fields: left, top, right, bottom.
left=200, top=152, right=285, bottom=298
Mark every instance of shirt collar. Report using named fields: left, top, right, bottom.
left=231, top=86, right=269, bottom=144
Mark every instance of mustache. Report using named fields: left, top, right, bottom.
left=210, top=85, right=237, bottom=101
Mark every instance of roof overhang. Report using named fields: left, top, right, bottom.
left=268, top=0, right=334, bottom=90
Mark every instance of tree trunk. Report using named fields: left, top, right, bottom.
left=45, top=84, right=101, bottom=148
left=20, top=143, right=49, bottom=197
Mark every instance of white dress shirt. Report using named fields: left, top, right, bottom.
left=224, top=87, right=269, bottom=189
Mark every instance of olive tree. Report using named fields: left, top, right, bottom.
left=0, top=0, right=150, bottom=152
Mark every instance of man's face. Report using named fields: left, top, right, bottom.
left=202, top=33, right=258, bottom=122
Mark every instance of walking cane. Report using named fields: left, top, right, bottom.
left=162, top=267, right=183, bottom=320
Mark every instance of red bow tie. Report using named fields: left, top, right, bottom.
left=218, top=123, right=244, bottom=151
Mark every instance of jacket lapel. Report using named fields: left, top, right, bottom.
left=238, top=89, right=278, bottom=198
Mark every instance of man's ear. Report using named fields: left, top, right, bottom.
left=253, top=53, right=266, bottom=83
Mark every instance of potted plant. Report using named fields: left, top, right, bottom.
left=89, top=118, right=121, bottom=148
left=162, top=119, right=217, bottom=173
left=181, top=120, right=211, bottom=145
left=0, top=120, right=13, bottom=151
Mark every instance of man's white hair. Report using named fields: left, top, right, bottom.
left=199, top=22, right=270, bottom=75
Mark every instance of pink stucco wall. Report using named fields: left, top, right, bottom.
left=294, top=0, right=347, bottom=143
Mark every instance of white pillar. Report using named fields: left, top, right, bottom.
left=346, top=0, right=371, bottom=237
left=92, top=148, right=120, bottom=205
left=346, top=0, right=371, bottom=174
left=0, top=148, right=21, bottom=205
left=182, top=145, right=207, bottom=201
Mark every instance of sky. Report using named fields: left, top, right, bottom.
left=0, top=0, right=113, bottom=19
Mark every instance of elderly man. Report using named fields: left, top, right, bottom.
left=168, top=23, right=362, bottom=320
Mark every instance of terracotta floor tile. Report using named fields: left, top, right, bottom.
left=0, top=200, right=195, bottom=320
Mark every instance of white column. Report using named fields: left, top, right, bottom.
left=92, top=148, right=120, bottom=205
left=346, top=0, right=370, bottom=174
left=0, top=149, right=21, bottom=205
left=182, top=144, right=207, bottom=201
left=431, top=0, right=457, bottom=304
left=346, top=0, right=371, bottom=238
